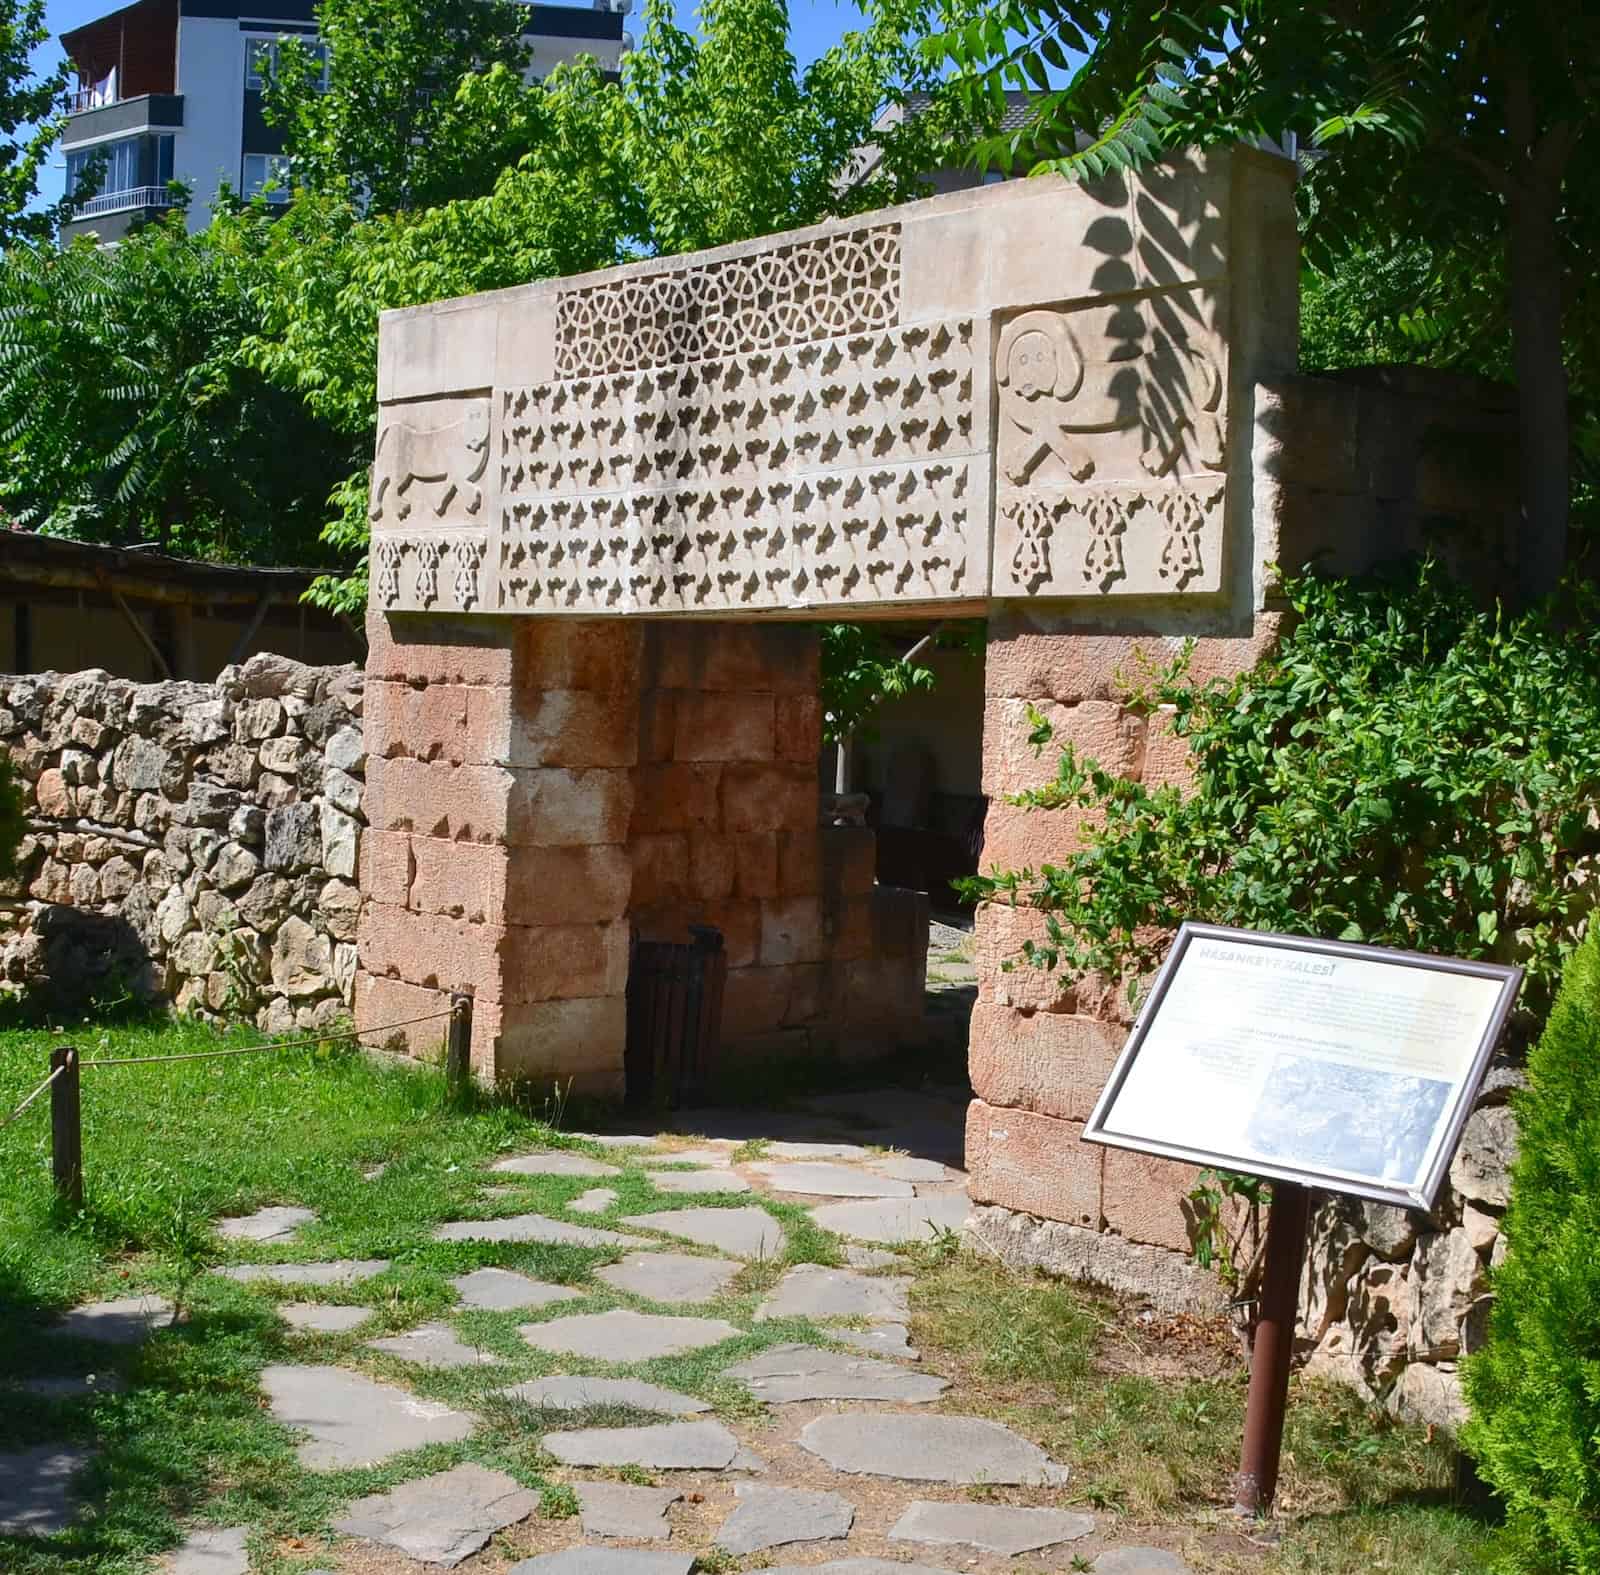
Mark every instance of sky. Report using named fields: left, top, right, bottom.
left=30, top=0, right=873, bottom=205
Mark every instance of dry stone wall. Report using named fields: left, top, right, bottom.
left=0, top=654, right=365, bottom=1031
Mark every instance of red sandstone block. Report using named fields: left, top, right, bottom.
left=974, top=901, right=1077, bottom=1012
left=981, top=698, right=1144, bottom=797
left=477, top=688, right=638, bottom=770
left=354, top=972, right=454, bottom=1060
left=638, top=690, right=676, bottom=764
left=503, top=845, right=632, bottom=926
left=1101, top=1144, right=1204, bottom=1253
left=514, top=620, right=642, bottom=696
left=495, top=995, right=626, bottom=1097
left=506, top=767, right=633, bottom=848
left=760, top=896, right=825, bottom=967
left=687, top=832, right=738, bottom=901
left=698, top=899, right=760, bottom=968
left=364, top=678, right=483, bottom=765
left=965, top=1099, right=1102, bottom=1228
left=722, top=764, right=816, bottom=834
left=631, top=763, right=723, bottom=835
left=366, top=610, right=515, bottom=687
left=732, top=834, right=779, bottom=899
left=783, top=962, right=825, bottom=1026
left=869, top=885, right=929, bottom=960
left=720, top=965, right=794, bottom=1039
left=409, top=837, right=508, bottom=924
left=777, top=830, right=822, bottom=896
left=632, top=833, right=690, bottom=906
left=820, top=826, right=876, bottom=896
left=1141, top=706, right=1194, bottom=792
left=509, top=922, right=630, bottom=1004
left=364, top=756, right=511, bottom=843
left=672, top=692, right=775, bottom=763
left=657, top=624, right=819, bottom=695
left=968, top=1002, right=1124, bottom=1123
left=775, top=695, right=822, bottom=763
left=359, top=829, right=414, bottom=908
left=837, top=956, right=924, bottom=1033
left=824, top=895, right=874, bottom=962
left=357, top=902, right=505, bottom=999
left=978, top=797, right=1102, bottom=876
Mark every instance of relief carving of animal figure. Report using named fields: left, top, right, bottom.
left=370, top=402, right=490, bottom=523
left=997, top=308, right=1226, bottom=484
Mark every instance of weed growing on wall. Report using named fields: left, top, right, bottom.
left=1461, top=925, right=1600, bottom=1572
left=962, top=560, right=1600, bottom=1031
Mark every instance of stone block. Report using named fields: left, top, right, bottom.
left=657, top=624, right=818, bottom=695
left=359, top=828, right=414, bottom=909
left=363, top=755, right=511, bottom=844
left=1140, top=707, right=1193, bottom=792
left=966, top=1100, right=1101, bottom=1230
left=264, top=803, right=322, bottom=873
left=1100, top=1144, right=1201, bottom=1253
left=638, top=690, right=675, bottom=763
left=969, top=1003, right=1123, bottom=1123
left=410, top=837, right=508, bottom=924
left=777, top=829, right=822, bottom=895
left=981, top=698, right=1143, bottom=796
left=631, top=834, right=689, bottom=907
left=34, top=768, right=69, bottom=818
left=774, top=696, right=822, bottom=764
left=503, top=845, right=632, bottom=927
left=363, top=678, right=474, bottom=764
left=515, top=620, right=642, bottom=696
left=722, top=765, right=816, bottom=834
left=365, top=611, right=515, bottom=687
left=979, top=797, right=1100, bottom=876
left=974, top=902, right=1079, bottom=1013
left=672, top=692, right=774, bottom=763
left=495, top=996, right=626, bottom=1096
left=721, top=965, right=794, bottom=1040
left=506, top=767, right=633, bottom=848
left=630, top=763, right=723, bottom=834
left=354, top=972, right=453, bottom=1057
left=489, top=689, right=638, bottom=770
left=819, top=825, right=876, bottom=896
left=761, top=897, right=826, bottom=967
left=686, top=833, right=738, bottom=901
left=732, top=833, right=779, bottom=898
left=635, top=899, right=759, bottom=969
left=825, top=895, right=875, bottom=962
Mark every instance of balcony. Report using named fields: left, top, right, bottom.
left=70, top=185, right=180, bottom=220
left=61, top=92, right=183, bottom=145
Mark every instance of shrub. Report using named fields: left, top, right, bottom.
left=963, top=561, right=1600, bottom=1030
left=1461, top=925, right=1600, bottom=1571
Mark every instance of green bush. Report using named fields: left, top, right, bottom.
left=1461, top=925, right=1600, bottom=1571
left=963, top=561, right=1600, bottom=1028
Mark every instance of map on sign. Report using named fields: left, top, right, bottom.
left=1083, top=924, right=1522, bottom=1210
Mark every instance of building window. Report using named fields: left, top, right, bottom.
left=242, top=153, right=291, bottom=202
left=66, top=134, right=172, bottom=200
left=245, top=37, right=329, bottom=91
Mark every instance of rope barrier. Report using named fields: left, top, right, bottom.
left=80, top=1007, right=460, bottom=1069
left=0, top=1062, right=66, bottom=1131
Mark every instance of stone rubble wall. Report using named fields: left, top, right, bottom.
left=0, top=655, right=365, bottom=1032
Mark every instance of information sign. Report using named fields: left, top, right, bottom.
left=1084, top=923, right=1523, bottom=1211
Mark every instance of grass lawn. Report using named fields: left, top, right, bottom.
left=1, top=1011, right=1506, bottom=1575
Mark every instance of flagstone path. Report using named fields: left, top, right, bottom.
left=11, top=1087, right=1201, bottom=1575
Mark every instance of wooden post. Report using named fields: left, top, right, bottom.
left=446, top=993, right=472, bottom=1099
left=1233, top=1179, right=1311, bottom=1517
left=50, top=1046, right=83, bottom=1208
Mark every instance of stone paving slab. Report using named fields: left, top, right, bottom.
left=570, top=1188, right=621, bottom=1214
left=824, top=1324, right=919, bottom=1361
left=715, top=1483, right=855, bottom=1555
left=434, top=1214, right=639, bottom=1247
left=575, top=1482, right=681, bottom=1539
left=725, top=1344, right=947, bottom=1404
left=763, top=1560, right=960, bottom=1575
left=452, top=1268, right=584, bottom=1312
left=47, top=1295, right=174, bottom=1345
left=572, top=1135, right=662, bottom=1151
left=889, top=1501, right=1095, bottom=1555
left=643, top=1148, right=733, bottom=1168
left=867, top=1157, right=956, bottom=1183
left=798, top=1415, right=1067, bottom=1485
left=218, top=1259, right=391, bottom=1286
left=281, top=1304, right=371, bottom=1333
left=621, top=1206, right=784, bottom=1259
left=543, top=1420, right=740, bottom=1470
left=368, top=1321, right=502, bottom=1368
left=13, top=1373, right=127, bottom=1399
left=593, top=1252, right=741, bottom=1305
left=766, top=1141, right=873, bottom=1160
left=842, top=1246, right=902, bottom=1269
left=333, top=1462, right=538, bottom=1567
left=752, top=1162, right=913, bottom=1199
left=493, top=1152, right=621, bottom=1178
left=809, top=1195, right=969, bottom=1245
left=1093, top=1553, right=1193, bottom=1574
left=0, top=1444, right=93, bottom=1535
left=509, top=1551, right=694, bottom=1575
left=261, top=1364, right=477, bottom=1468
left=169, top=1524, right=249, bottom=1574
left=757, top=1265, right=910, bottom=1323
left=216, top=1205, right=315, bottom=1242
left=521, top=1308, right=738, bottom=1361
left=500, top=1376, right=711, bottom=1415
left=651, top=1169, right=751, bottom=1195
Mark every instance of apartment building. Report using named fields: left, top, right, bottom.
left=59, top=0, right=629, bottom=242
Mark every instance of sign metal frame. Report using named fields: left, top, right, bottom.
left=1083, top=921, right=1523, bottom=1211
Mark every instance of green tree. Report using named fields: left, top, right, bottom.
left=1462, top=925, right=1600, bottom=1572
left=962, top=562, right=1600, bottom=1029
left=0, top=0, right=66, bottom=248
left=0, top=211, right=355, bottom=562
left=263, top=0, right=540, bottom=213
left=932, top=1, right=1599, bottom=598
